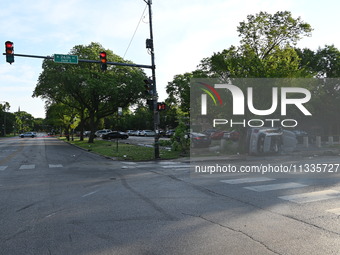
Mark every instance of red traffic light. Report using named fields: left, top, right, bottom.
left=99, top=51, right=107, bottom=71
left=157, top=102, right=166, bottom=111
left=99, top=51, right=107, bottom=63
left=5, top=41, right=14, bottom=64
left=5, top=41, right=13, bottom=49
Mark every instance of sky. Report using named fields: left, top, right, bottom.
left=1, top=0, right=340, bottom=118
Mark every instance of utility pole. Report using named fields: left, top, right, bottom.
left=145, top=0, right=160, bottom=159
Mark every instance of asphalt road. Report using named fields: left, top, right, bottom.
left=0, top=134, right=340, bottom=254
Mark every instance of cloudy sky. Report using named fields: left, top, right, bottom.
left=1, top=0, right=340, bottom=118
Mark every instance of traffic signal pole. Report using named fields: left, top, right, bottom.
left=145, top=0, right=160, bottom=159
left=2, top=53, right=153, bottom=69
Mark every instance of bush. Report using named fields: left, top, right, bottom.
left=171, top=121, right=189, bottom=155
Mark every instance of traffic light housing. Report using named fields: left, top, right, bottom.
left=157, top=102, right=166, bottom=111
left=147, top=99, right=154, bottom=111
left=99, top=51, right=107, bottom=71
left=5, top=41, right=14, bottom=64
left=144, top=78, right=154, bottom=95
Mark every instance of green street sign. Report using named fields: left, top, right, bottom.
left=54, top=54, right=78, bottom=64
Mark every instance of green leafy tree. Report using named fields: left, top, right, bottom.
left=14, top=111, right=35, bottom=133
left=167, top=11, right=313, bottom=133
left=237, top=11, right=312, bottom=60
left=296, top=45, right=340, bottom=135
left=0, top=102, right=11, bottom=136
left=33, top=42, right=146, bottom=143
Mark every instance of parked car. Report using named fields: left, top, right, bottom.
left=140, top=130, right=156, bottom=136
left=210, top=130, right=225, bottom=140
left=95, top=129, right=111, bottom=138
left=223, top=130, right=240, bottom=141
left=102, top=131, right=129, bottom=140
left=188, top=132, right=211, bottom=148
left=156, top=130, right=165, bottom=137
left=129, top=130, right=139, bottom=136
left=19, top=132, right=36, bottom=138
left=165, top=130, right=175, bottom=138
left=83, top=131, right=91, bottom=137
left=203, top=129, right=217, bottom=137
left=126, top=130, right=135, bottom=136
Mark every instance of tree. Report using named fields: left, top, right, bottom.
left=166, top=73, right=193, bottom=114
left=296, top=45, right=340, bottom=135
left=33, top=42, right=147, bottom=143
left=0, top=102, right=10, bottom=136
left=237, top=11, right=312, bottom=60
left=14, top=111, right=34, bottom=133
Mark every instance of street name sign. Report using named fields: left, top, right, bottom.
left=54, top=54, right=78, bottom=64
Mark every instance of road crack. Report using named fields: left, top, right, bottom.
left=151, top=169, right=340, bottom=238
left=182, top=212, right=282, bottom=255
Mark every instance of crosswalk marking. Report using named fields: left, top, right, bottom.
left=161, top=165, right=190, bottom=169
left=220, top=177, right=274, bottom=185
left=122, top=162, right=137, bottom=165
left=326, top=208, right=340, bottom=215
left=0, top=164, right=66, bottom=171
left=279, top=190, right=340, bottom=204
left=19, top=164, right=35, bottom=170
left=121, top=162, right=190, bottom=170
left=244, top=182, right=307, bottom=192
left=0, top=166, right=8, bottom=171
left=49, top=164, right=63, bottom=168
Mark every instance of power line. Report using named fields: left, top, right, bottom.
left=123, top=4, right=148, bottom=59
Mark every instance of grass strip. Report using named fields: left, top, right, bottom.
left=59, top=137, right=181, bottom=161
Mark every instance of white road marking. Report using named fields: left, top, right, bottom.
left=122, top=162, right=137, bottom=165
left=19, top=164, right=35, bottom=170
left=0, top=166, right=8, bottom=171
left=326, top=208, right=340, bottom=215
left=159, top=161, right=183, bottom=165
left=279, top=190, right=340, bottom=204
left=122, top=166, right=135, bottom=169
left=161, top=165, right=190, bottom=169
left=49, top=164, right=63, bottom=168
left=82, top=190, right=100, bottom=198
left=244, top=182, right=307, bottom=192
left=220, top=177, right=275, bottom=185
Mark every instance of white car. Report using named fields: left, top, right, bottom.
left=140, top=130, right=156, bottom=136
left=94, top=129, right=111, bottom=138
left=19, top=132, right=36, bottom=138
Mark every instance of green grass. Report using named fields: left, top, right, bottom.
left=59, top=137, right=182, bottom=161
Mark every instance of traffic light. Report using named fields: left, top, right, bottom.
left=157, top=102, right=166, bottom=111
left=99, top=51, right=107, bottom=71
left=144, top=78, right=154, bottom=95
left=147, top=99, right=154, bottom=111
left=5, top=41, right=14, bottom=64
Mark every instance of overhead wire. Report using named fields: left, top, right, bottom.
left=123, top=4, right=148, bottom=59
